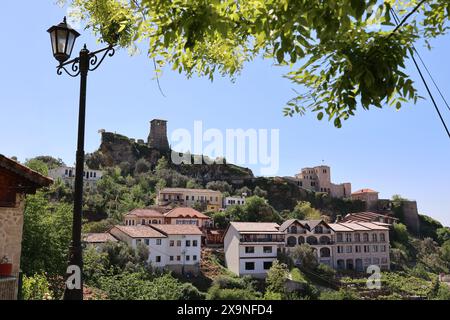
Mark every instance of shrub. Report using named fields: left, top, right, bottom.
left=22, top=274, right=53, bottom=300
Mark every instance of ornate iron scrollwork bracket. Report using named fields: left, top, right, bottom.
left=56, top=45, right=115, bottom=77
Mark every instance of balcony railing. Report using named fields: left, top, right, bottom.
left=240, top=235, right=285, bottom=243
left=0, top=274, right=19, bottom=300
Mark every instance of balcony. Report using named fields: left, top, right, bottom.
left=240, top=235, right=285, bottom=243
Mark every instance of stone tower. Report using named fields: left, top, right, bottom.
left=148, top=119, right=170, bottom=151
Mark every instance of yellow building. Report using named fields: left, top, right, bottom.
left=157, top=188, right=223, bottom=211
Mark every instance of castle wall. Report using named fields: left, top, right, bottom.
left=148, top=119, right=170, bottom=151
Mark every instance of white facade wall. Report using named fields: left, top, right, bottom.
left=48, top=166, right=103, bottom=188
left=223, top=196, right=246, bottom=208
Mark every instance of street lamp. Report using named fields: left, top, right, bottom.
left=48, top=17, right=115, bottom=300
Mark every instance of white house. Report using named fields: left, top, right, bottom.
left=223, top=196, right=246, bottom=208
left=109, top=224, right=202, bottom=274
left=223, top=222, right=286, bottom=278
left=48, top=166, right=103, bottom=189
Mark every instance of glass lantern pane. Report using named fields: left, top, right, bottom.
left=50, top=30, right=57, bottom=54
left=56, top=29, right=68, bottom=54
left=66, top=32, right=76, bottom=56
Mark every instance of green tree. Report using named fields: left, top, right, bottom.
left=22, top=273, right=53, bottom=300
left=290, top=244, right=318, bottom=270
left=67, top=0, right=450, bottom=126
left=212, top=211, right=228, bottom=229
left=289, top=201, right=322, bottom=220
left=237, top=195, right=281, bottom=222
left=21, top=192, right=72, bottom=276
left=265, top=260, right=288, bottom=295
left=24, top=158, right=48, bottom=176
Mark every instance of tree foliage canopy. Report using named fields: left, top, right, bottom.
left=65, top=0, right=450, bottom=126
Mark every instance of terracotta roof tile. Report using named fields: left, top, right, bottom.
left=125, top=208, right=165, bottom=218
left=0, top=154, right=53, bottom=188
left=112, top=225, right=165, bottom=238
left=150, top=224, right=203, bottom=236
left=164, top=207, right=210, bottom=219
left=230, top=222, right=281, bottom=233
left=351, top=188, right=378, bottom=195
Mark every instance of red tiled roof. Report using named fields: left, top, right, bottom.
left=112, top=225, right=165, bottom=238
left=125, top=208, right=165, bottom=218
left=352, top=188, right=378, bottom=195
left=150, top=224, right=203, bottom=236
left=0, top=154, right=53, bottom=189
left=164, top=207, right=210, bottom=219
left=230, top=222, right=282, bottom=233
left=83, top=233, right=118, bottom=243
left=342, top=212, right=398, bottom=223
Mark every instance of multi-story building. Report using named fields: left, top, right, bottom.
left=328, top=222, right=390, bottom=271
left=223, top=222, right=286, bottom=278
left=157, top=188, right=223, bottom=211
left=48, top=166, right=103, bottom=189
left=163, top=207, right=212, bottom=229
left=123, top=207, right=212, bottom=229
left=279, top=219, right=334, bottom=266
left=109, top=224, right=202, bottom=274
left=351, top=189, right=379, bottom=211
left=224, top=219, right=391, bottom=278
left=223, top=196, right=246, bottom=208
left=294, top=165, right=351, bottom=199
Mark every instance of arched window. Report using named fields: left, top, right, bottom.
left=320, top=247, right=331, bottom=258
left=152, top=219, right=158, bottom=224
left=287, top=236, right=297, bottom=247
left=290, top=226, right=297, bottom=234
left=380, top=233, right=385, bottom=242
left=315, top=226, right=323, bottom=234
left=372, top=233, right=378, bottom=242
left=319, top=236, right=331, bottom=245
left=306, top=236, right=318, bottom=245
left=363, top=233, right=369, bottom=242
left=355, top=233, right=361, bottom=242
left=298, top=236, right=305, bottom=244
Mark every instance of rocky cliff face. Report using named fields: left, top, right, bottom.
left=86, top=131, right=254, bottom=181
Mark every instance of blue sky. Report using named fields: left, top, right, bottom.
left=1, top=2, right=449, bottom=226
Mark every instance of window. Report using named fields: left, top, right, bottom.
left=364, top=245, right=370, bottom=253
left=263, top=261, right=272, bottom=270
left=381, top=245, right=386, bottom=252
left=136, top=239, right=141, bottom=244
left=373, top=257, right=380, bottom=264
left=193, top=240, right=198, bottom=247
left=346, top=246, right=352, bottom=253
left=263, top=246, right=272, bottom=254
left=373, top=245, right=378, bottom=252
left=177, top=256, right=181, bottom=261
left=142, top=219, right=146, bottom=225
left=337, top=233, right=343, bottom=243
left=156, top=256, right=161, bottom=263
left=380, top=233, right=386, bottom=242
left=156, top=239, right=162, bottom=245
left=355, top=233, right=361, bottom=242
left=346, top=233, right=352, bottom=242
left=372, top=234, right=378, bottom=242
left=177, top=240, right=181, bottom=247
left=245, top=247, right=255, bottom=254
left=193, top=255, right=197, bottom=261
left=186, top=255, right=190, bottom=261
left=144, top=239, right=150, bottom=246
left=337, top=246, right=344, bottom=254
left=364, top=258, right=371, bottom=265
left=381, top=257, right=388, bottom=264
left=355, top=245, right=361, bottom=253
left=186, top=195, right=189, bottom=200
left=191, top=196, right=195, bottom=200
left=245, top=262, right=255, bottom=270
left=363, top=233, right=369, bottom=242
left=186, top=240, right=191, bottom=247
left=170, top=240, right=174, bottom=247
left=94, top=172, right=96, bottom=178
left=170, top=256, right=174, bottom=261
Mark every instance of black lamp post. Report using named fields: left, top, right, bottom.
left=48, top=17, right=115, bottom=300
